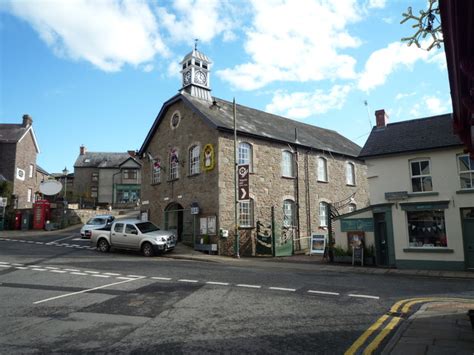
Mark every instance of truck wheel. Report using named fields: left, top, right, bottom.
left=97, top=239, right=110, bottom=253
left=142, top=242, right=154, bottom=257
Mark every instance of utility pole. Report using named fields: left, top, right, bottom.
left=233, top=98, right=240, bottom=258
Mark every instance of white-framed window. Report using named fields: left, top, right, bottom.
left=407, top=210, right=447, bottom=248
left=458, top=154, right=474, bottom=189
left=319, top=202, right=329, bottom=227
left=346, top=162, right=355, bottom=185
left=281, top=150, right=294, bottom=177
left=238, top=142, right=252, bottom=171
left=238, top=199, right=254, bottom=228
left=283, top=199, right=296, bottom=227
left=169, top=148, right=179, bottom=180
left=348, top=203, right=356, bottom=213
left=16, top=168, right=25, bottom=181
left=189, top=145, right=200, bottom=175
left=29, top=164, right=34, bottom=178
left=317, top=157, right=327, bottom=182
left=27, top=188, right=32, bottom=203
left=122, top=169, right=137, bottom=180
left=410, top=159, right=432, bottom=192
left=152, top=159, right=161, bottom=184
left=91, top=186, right=98, bottom=197
left=91, top=172, right=99, bottom=182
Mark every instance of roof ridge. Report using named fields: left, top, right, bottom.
left=384, top=113, right=452, bottom=127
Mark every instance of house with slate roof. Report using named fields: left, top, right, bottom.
left=0, top=115, right=40, bottom=209
left=138, top=49, right=369, bottom=257
left=73, top=145, right=141, bottom=207
left=333, top=110, right=474, bottom=271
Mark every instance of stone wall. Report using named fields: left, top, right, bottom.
left=14, top=130, right=38, bottom=209
left=73, top=167, right=98, bottom=201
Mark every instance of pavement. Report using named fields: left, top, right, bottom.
left=1, top=226, right=473, bottom=354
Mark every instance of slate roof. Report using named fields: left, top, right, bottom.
left=140, top=93, right=362, bottom=158
left=0, top=124, right=29, bottom=143
left=74, top=152, right=140, bottom=168
left=359, top=114, right=463, bottom=158
left=36, top=165, right=49, bottom=175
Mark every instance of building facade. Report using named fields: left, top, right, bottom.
left=139, top=49, right=369, bottom=257
left=73, top=146, right=142, bottom=207
left=334, top=111, right=474, bottom=270
left=0, top=115, right=40, bottom=209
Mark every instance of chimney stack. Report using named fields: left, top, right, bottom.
left=375, top=109, right=389, bottom=128
left=22, top=114, right=33, bottom=127
left=80, top=145, right=87, bottom=155
left=127, top=150, right=136, bottom=157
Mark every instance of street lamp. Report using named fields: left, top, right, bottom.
left=62, top=167, right=69, bottom=201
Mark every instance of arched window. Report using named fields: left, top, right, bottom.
left=319, top=202, right=329, bottom=227
left=189, top=145, right=200, bottom=175
left=169, top=148, right=179, bottom=180
left=238, top=142, right=252, bottom=170
left=346, top=162, right=355, bottom=185
left=151, top=159, right=161, bottom=184
left=238, top=199, right=254, bottom=228
left=317, top=157, right=328, bottom=182
left=348, top=203, right=356, bottom=213
left=283, top=199, right=296, bottom=227
left=281, top=150, right=294, bottom=177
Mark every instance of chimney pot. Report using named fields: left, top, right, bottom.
left=127, top=150, right=136, bottom=157
left=375, top=109, right=389, bottom=128
left=80, top=145, right=87, bottom=155
left=22, top=114, right=33, bottom=127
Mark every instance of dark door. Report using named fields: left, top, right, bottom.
left=461, top=208, right=474, bottom=270
left=374, top=213, right=388, bottom=266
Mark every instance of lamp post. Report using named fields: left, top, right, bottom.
left=62, top=167, right=69, bottom=201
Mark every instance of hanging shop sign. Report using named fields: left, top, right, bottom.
left=341, top=218, right=374, bottom=232
left=310, top=234, right=327, bottom=255
left=238, top=164, right=249, bottom=201
left=202, top=144, right=215, bottom=171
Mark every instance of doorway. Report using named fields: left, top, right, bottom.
left=164, top=202, right=184, bottom=242
left=461, top=208, right=474, bottom=270
left=374, top=212, right=389, bottom=266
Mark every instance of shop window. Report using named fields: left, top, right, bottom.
left=169, top=148, right=179, bottom=180
left=238, top=142, right=253, bottom=171
left=152, top=159, right=161, bottom=184
left=283, top=200, right=296, bottom=227
left=410, top=159, right=432, bottom=192
left=189, top=145, right=200, bottom=175
left=317, top=157, right=327, bottom=182
left=458, top=154, right=474, bottom=189
left=407, top=210, right=447, bottom=247
left=346, top=162, right=355, bottom=185
left=281, top=150, right=294, bottom=177
left=239, top=199, right=254, bottom=228
left=319, top=202, right=329, bottom=227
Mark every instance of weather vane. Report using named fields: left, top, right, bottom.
left=194, top=38, right=199, bottom=51
left=400, top=0, right=442, bottom=51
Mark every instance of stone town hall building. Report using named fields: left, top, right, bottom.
left=139, top=49, right=368, bottom=257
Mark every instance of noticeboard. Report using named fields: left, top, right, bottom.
left=310, top=234, right=327, bottom=255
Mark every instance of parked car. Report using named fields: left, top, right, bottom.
left=80, top=214, right=115, bottom=238
left=90, top=219, right=176, bottom=256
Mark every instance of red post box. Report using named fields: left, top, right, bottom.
left=33, top=200, right=51, bottom=230
left=14, top=211, right=22, bottom=230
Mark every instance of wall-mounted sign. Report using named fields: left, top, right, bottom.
left=341, top=218, right=374, bottom=232
left=238, top=164, right=249, bottom=201
left=16, top=168, right=25, bottom=181
left=202, top=144, right=215, bottom=171
left=190, top=202, right=200, bottom=215
left=200, top=215, right=217, bottom=235
left=310, top=234, right=327, bottom=255
left=385, top=191, right=408, bottom=201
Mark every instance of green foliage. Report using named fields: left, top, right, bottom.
left=0, top=180, right=13, bottom=199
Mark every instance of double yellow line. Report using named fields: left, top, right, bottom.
left=344, top=297, right=474, bottom=355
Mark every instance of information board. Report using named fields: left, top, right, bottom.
left=310, top=234, right=327, bottom=255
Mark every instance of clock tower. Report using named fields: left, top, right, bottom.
left=179, top=47, right=212, bottom=101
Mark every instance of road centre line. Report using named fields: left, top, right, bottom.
left=127, top=275, right=145, bottom=278
left=117, top=277, right=136, bottom=280
left=237, top=284, right=261, bottom=289
left=32, top=268, right=47, bottom=271
left=51, top=235, right=75, bottom=243
left=64, top=269, right=80, bottom=272
left=33, top=277, right=144, bottom=304
left=269, top=287, right=296, bottom=292
left=178, top=279, right=199, bottom=283
left=0, top=261, right=9, bottom=264
left=0, top=265, right=10, bottom=268
left=308, top=290, right=340, bottom=296
left=70, top=272, right=88, bottom=276
left=19, top=240, right=25, bottom=243
left=15, top=267, right=29, bottom=270
left=348, top=294, right=380, bottom=300
left=206, top=281, right=229, bottom=286
left=92, top=274, right=110, bottom=278
left=44, top=266, right=59, bottom=270
left=85, top=271, right=100, bottom=274
left=12, top=263, right=23, bottom=266
left=151, top=277, right=172, bottom=281
left=104, top=272, right=121, bottom=276
left=49, top=270, right=67, bottom=273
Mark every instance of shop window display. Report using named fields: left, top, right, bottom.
left=407, top=210, right=447, bottom=247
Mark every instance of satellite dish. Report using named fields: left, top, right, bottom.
left=39, top=180, right=63, bottom=195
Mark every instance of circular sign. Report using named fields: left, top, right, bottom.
left=39, top=180, right=63, bottom=195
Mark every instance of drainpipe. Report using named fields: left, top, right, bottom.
left=112, top=171, right=121, bottom=206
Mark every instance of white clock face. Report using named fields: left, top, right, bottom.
left=183, top=70, right=191, bottom=85
left=195, top=70, right=207, bottom=85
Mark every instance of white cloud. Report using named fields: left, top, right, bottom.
left=265, top=85, right=352, bottom=119
left=395, top=92, right=416, bottom=100
left=143, top=64, right=154, bottom=72
left=409, top=95, right=451, bottom=117
left=6, top=0, right=168, bottom=72
left=358, top=41, right=441, bottom=92
left=367, top=0, right=386, bottom=9
left=167, top=60, right=181, bottom=79
left=156, top=0, right=239, bottom=44
left=427, top=51, right=447, bottom=70
left=217, top=0, right=361, bottom=91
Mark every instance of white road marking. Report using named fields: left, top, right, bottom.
left=71, top=245, right=80, bottom=247
left=44, top=266, right=59, bottom=270
left=15, top=267, right=29, bottom=270
left=51, top=235, right=75, bottom=243
left=104, top=272, right=121, bottom=276
left=236, top=284, right=261, bottom=289
left=70, top=272, right=88, bottom=276
left=348, top=294, right=380, bottom=300
left=127, top=275, right=145, bottom=278
left=308, top=290, right=340, bottom=296
left=269, top=287, right=296, bottom=292
left=32, top=268, right=47, bottom=271
left=0, top=265, right=11, bottom=268
left=206, top=281, right=229, bottom=286
left=64, top=269, right=80, bottom=272
left=152, top=277, right=172, bottom=281
left=26, top=241, right=35, bottom=244
left=178, top=279, right=199, bottom=283
left=19, top=240, right=26, bottom=243
left=117, top=277, right=135, bottom=280
left=33, top=277, right=144, bottom=304
left=35, top=242, right=44, bottom=245
left=91, top=274, right=110, bottom=278
left=49, top=270, right=67, bottom=274
left=71, top=238, right=83, bottom=241
left=0, top=262, right=10, bottom=264
left=12, top=263, right=23, bottom=266
left=85, top=271, right=99, bottom=274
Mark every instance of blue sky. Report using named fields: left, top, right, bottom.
left=0, top=0, right=450, bottom=174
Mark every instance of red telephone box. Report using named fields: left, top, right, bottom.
left=33, top=200, right=51, bottom=230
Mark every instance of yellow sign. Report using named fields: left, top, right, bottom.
left=202, top=144, right=215, bottom=171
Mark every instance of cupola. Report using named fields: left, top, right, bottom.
left=179, top=45, right=212, bottom=101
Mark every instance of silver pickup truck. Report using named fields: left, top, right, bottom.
left=90, top=219, right=176, bottom=257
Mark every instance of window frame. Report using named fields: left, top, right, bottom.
left=410, top=159, right=433, bottom=193
left=151, top=159, right=161, bottom=185
left=169, top=148, right=179, bottom=180
left=122, top=169, right=137, bottom=180
left=319, top=202, right=329, bottom=227
left=238, top=199, right=254, bottom=228
left=189, top=145, right=200, bottom=176
left=457, top=154, right=474, bottom=190
left=345, top=162, right=355, bottom=186
left=238, top=142, right=253, bottom=172
left=283, top=199, right=296, bottom=227
left=281, top=150, right=294, bottom=178
left=91, top=172, right=99, bottom=182
left=29, top=164, right=34, bottom=178
left=406, top=210, right=447, bottom=248
left=91, top=186, right=98, bottom=198
left=317, top=157, right=328, bottom=182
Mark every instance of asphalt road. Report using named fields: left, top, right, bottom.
left=1, top=229, right=473, bottom=354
